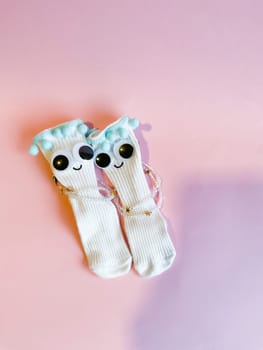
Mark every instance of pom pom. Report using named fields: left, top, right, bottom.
left=52, top=128, right=63, bottom=138
left=33, top=135, right=41, bottom=143
left=117, top=128, right=128, bottom=138
left=105, top=130, right=117, bottom=141
left=41, top=140, right=53, bottom=151
left=29, top=144, right=39, bottom=156
left=128, top=118, right=139, bottom=129
left=118, top=116, right=129, bottom=126
left=78, top=123, right=88, bottom=135
left=41, top=130, right=51, bottom=138
left=62, top=125, right=73, bottom=137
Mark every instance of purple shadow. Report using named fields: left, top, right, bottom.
left=132, top=178, right=263, bottom=350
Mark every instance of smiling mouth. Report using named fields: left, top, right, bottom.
left=73, top=165, right=82, bottom=171
left=114, top=162, right=124, bottom=169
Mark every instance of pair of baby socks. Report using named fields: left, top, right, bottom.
left=29, top=117, right=176, bottom=278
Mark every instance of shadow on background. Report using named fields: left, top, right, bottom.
left=132, top=178, right=263, bottom=350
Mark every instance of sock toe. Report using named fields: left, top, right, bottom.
left=90, top=256, right=132, bottom=278
left=135, top=251, right=176, bottom=278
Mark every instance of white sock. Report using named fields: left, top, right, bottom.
left=89, top=117, right=176, bottom=277
left=29, top=120, right=132, bottom=278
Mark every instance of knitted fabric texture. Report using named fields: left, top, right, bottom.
left=89, top=117, right=176, bottom=277
left=29, top=120, right=132, bottom=278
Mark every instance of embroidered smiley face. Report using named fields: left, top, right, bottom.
left=50, top=142, right=95, bottom=190
left=95, top=140, right=134, bottom=170
left=52, top=143, right=94, bottom=172
left=87, top=116, right=139, bottom=171
left=29, top=120, right=96, bottom=190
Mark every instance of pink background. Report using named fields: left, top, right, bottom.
left=1, top=1, right=263, bottom=349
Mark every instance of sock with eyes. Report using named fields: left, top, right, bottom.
left=29, top=119, right=132, bottom=278
left=88, top=117, right=176, bottom=278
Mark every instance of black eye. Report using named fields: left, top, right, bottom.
left=79, top=145, right=94, bottom=160
left=53, top=155, right=69, bottom=171
left=95, top=153, right=111, bottom=168
left=119, top=144, right=134, bottom=159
